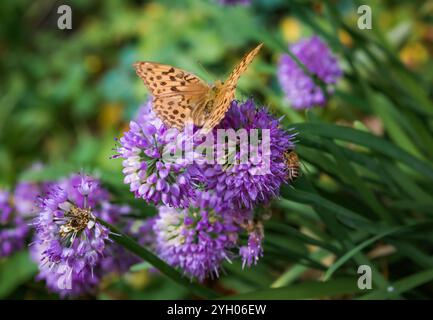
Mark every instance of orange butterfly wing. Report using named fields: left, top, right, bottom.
left=134, top=62, right=210, bottom=129
left=201, top=43, right=263, bottom=133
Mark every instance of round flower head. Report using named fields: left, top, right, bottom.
left=0, top=190, right=29, bottom=257
left=32, top=174, right=132, bottom=297
left=127, top=216, right=156, bottom=249
left=198, top=99, right=296, bottom=209
left=278, top=36, right=342, bottom=109
left=115, top=100, right=194, bottom=208
left=153, top=192, right=239, bottom=281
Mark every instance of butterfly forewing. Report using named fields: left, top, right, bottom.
left=201, top=43, right=263, bottom=133
left=134, top=62, right=210, bottom=129
left=224, top=43, right=263, bottom=89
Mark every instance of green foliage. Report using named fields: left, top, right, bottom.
left=0, top=251, right=38, bottom=298
left=1, top=0, right=433, bottom=299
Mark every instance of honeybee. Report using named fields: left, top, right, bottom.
left=59, top=205, right=93, bottom=238
left=284, top=150, right=300, bottom=182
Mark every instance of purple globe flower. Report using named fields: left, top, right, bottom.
left=0, top=191, right=13, bottom=224
left=127, top=216, right=156, bottom=249
left=0, top=190, right=29, bottom=257
left=278, top=36, right=342, bottom=109
left=153, top=191, right=240, bottom=281
left=197, top=99, right=296, bottom=209
left=31, top=174, right=133, bottom=297
left=115, top=100, right=194, bottom=208
left=13, top=182, right=42, bottom=217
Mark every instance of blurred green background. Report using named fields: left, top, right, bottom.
left=1, top=0, right=433, bottom=299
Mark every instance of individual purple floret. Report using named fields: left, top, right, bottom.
left=278, top=36, right=342, bottom=109
left=239, top=224, right=264, bottom=268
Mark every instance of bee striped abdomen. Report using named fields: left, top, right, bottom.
left=284, top=151, right=300, bottom=182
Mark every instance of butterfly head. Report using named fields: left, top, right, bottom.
left=212, top=80, right=225, bottom=90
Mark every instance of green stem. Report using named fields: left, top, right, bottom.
left=98, top=219, right=218, bottom=299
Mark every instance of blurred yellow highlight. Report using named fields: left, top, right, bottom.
left=145, top=2, right=164, bottom=18
left=400, top=42, right=429, bottom=69
left=85, top=55, right=102, bottom=74
left=281, top=17, right=301, bottom=43
left=98, top=103, right=123, bottom=130
left=338, top=29, right=353, bottom=48
left=125, top=270, right=151, bottom=290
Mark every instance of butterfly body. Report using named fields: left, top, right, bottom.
left=189, top=81, right=223, bottom=126
left=134, top=44, right=263, bottom=133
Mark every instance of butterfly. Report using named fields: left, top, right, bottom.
left=134, top=43, right=263, bottom=134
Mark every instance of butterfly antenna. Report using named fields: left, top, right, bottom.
left=196, top=60, right=214, bottom=82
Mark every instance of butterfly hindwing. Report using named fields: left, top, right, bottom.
left=152, top=95, right=188, bottom=129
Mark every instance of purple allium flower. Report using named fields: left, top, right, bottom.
left=99, top=244, right=137, bottom=277
left=278, top=36, right=342, bottom=109
left=239, top=225, right=264, bottom=268
left=30, top=240, right=101, bottom=297
left=115, top=100, right=194, bottom=208
left=0, top=190, right=29, bottom=257
left=217, top=0, right=250, bottom=5
left=198, top=99, right=296, bottom=209
left=127, top=217, right=156, bottom=248
left=30, top=239, right=135, bottom=298
left=31, top=174, right=133, bottom=297
left=98, top=201, right=131, bottom=225
left=0, top=191, right=13, bottom=224
left=153, top=191, right=239, bottom=281
left=13, top=182, right=41, bottom=217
